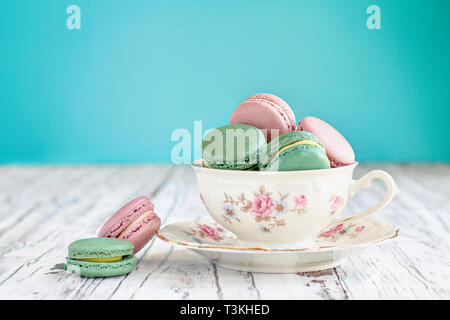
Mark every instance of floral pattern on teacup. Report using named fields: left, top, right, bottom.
left=318, top=222, right=366, bottom=242
left=273, top=199, right=288, bottom=215
left=329, top=194, right=345, bottom=215
left=251, top=193, right=274, bottom=216
left=223, top=185, right=309, bottom=233
left=292, top=194, right=308, bottom=214
left=187, top=223, right=234, bottom=242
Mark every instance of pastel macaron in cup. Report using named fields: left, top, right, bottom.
left=230, top=93, right=296, bottom=142
left=259, top=131, right=330, bottom=171
left=193, top=93, right=399, bottom=244
left=298, top=116, right=355, bottom=168
left=202, top=124, right=267, bottom=170
left=98, top=196, right=161, bottom=253
left=65, top=237, right=136, bottom=278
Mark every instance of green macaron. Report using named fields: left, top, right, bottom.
left=65, top=237, right=136, bottom=278
left=202, top=124, right=267, bottom=170
left=259, top=131, right=331, bottom=171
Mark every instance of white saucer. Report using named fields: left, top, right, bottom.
left=157, top=216, right=399, bottom=273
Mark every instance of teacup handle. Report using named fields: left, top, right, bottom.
left=345, top=170, right=400, bottom=220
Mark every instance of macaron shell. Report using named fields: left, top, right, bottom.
left=98, top=196, right=154, bottom=238
left=68, top=237, right=134, bottom=259
left=202, top=124, right=267, bottom=170
left=247, top=93, right=297, bottom=131
left=230, top=93, right=296, bottom=141
left=118, top=212, right=161, bottom=253
left=298, top=116, right=355, bottom=167
left=259, top=131, right=326, bottom=170
left=65, top=254, right=136, bottom=278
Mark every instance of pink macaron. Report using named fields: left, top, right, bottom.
left=298, top=116, right=355, bottom=168
left=98, top=196, right=161, bottom=253
left=229, top=93, right=296, bottom=142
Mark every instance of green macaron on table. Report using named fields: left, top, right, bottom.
left=65, top=238, right=136, bottom=278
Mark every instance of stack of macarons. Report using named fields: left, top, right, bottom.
left=65, top=196, right=161, bottom=278
left=202, top=93, right=355, bottom=171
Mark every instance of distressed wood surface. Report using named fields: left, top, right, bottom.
left=0, top=164, right=448, bottom=300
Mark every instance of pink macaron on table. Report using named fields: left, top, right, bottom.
left=98, top=196, right=161, bottom=253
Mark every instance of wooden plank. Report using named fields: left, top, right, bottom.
left=0, top=165, right=172, bottom=299
left=106, top=166, right=257, bottom=300
left=0, top=164, right=448, bottom=299
left=333, top=164, right=450, bottom=299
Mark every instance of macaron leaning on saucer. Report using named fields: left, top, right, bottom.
left=298, top=116, right=355, bottom=168
left=65, top=237, right=136, bottom=278
left=98, top=196, right=161, bottom=253
left=229, top=93, right=296, bottom=142
left=259, top=131, right=330, bottom=171
left=202, top=124, right=267, bottom=170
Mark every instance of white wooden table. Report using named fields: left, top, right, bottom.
left=0, top=164, right=448, bottom=300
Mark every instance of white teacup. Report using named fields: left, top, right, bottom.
left=192, top=160, right=399, bottom=245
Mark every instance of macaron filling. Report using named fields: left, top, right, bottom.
left=77, top=256, right=123, bottom=263
left=202, top=159, right=212, bottom=168
left=266, top=139, right=326, bottom=164
left=118, top=210, right=157, bottom=240
left=278, top=139, right=325, bottom=154
left=101, top=199, right=154, bottom=238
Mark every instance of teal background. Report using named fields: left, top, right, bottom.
left=1, top=0, right=449, bottom=163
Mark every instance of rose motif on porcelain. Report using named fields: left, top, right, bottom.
left=187, top=222, right=235, bottom=243
left=318, top=222, right=366, bottom=242
left=329, top=194, right=345, bottom=215
left=222, top=185, right=311, bottom=233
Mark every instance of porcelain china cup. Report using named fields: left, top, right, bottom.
left=192, top=160, right=399, bottom=245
